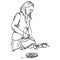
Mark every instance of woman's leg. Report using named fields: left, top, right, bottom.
left=11, top=40, right=20, bottom=51
left=22, top=37, right=36, bottom=49
left=11, top=32, right=25, bottom=51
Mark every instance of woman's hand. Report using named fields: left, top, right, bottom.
left=22, top=30, right=30, bottom=39
left=23, top=33, right=29, bottom=39
left=22, top=26, right=32, bottom=39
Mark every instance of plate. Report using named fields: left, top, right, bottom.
left=26, top=52, right=38, bottom=58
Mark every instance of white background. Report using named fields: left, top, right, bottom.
left=0, top=0, right=60, bottom=60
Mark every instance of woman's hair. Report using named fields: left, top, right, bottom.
left=20, top=1, right=34, bottom=15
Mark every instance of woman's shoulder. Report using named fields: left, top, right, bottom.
left=15, top=12, right=21, bottom=17
left=13, top=12, right=21, bottom=20
left=15, top=12, right=21, bottom=16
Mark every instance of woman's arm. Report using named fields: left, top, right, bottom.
left=28, top=27, right=32, bottom=37
left=11, top=13, right=24, bottom=35
left=23, top=19, right=32, bottom=37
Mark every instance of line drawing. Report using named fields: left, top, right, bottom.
left=11, top=1, right=50, bottom=58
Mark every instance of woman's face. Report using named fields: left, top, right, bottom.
left=26, top=6, right=34, bottom=15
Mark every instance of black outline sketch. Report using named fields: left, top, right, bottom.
left=11, top=1, right=36, bottom=51
left=11, top=1, right=50, bottom=54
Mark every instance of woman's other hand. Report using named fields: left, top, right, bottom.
left=22, top=33, right=30, bottom=39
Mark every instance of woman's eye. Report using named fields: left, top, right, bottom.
left=30, top=9, right=33, bottom=11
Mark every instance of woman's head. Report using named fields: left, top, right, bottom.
left=20, top=1, right=34, bottom=16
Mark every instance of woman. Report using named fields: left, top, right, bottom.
left=11, top=1, right=36, bottom=51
